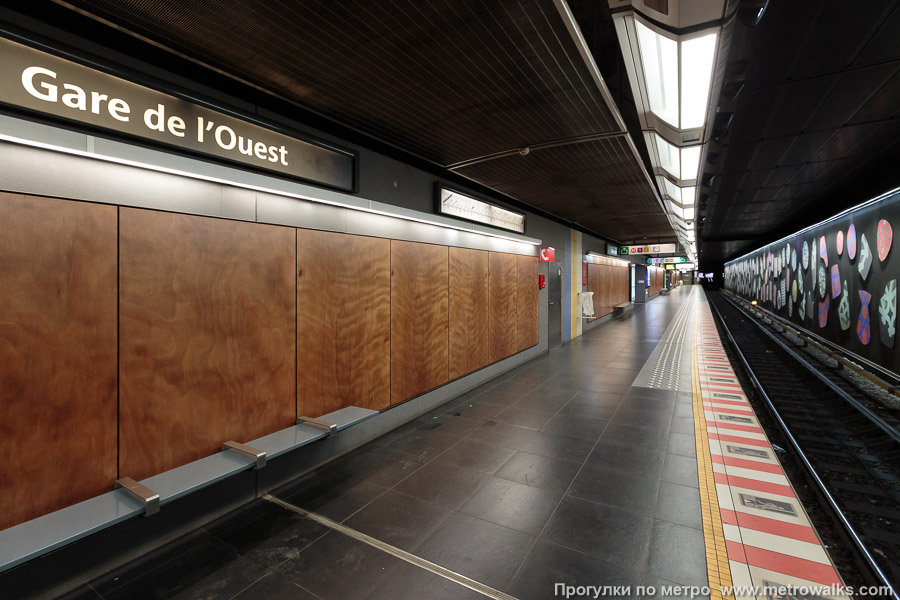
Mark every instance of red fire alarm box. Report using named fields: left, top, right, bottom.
left=539, top=247, right=555, bottom=262
left=538, top=274, right=546, bottom=290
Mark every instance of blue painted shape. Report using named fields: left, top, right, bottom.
left=0, top=406, right=377, bottom=573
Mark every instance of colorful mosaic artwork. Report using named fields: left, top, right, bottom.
left=858, top=290, right=872, bottom=345
left=847, top=224, right=857, bottom=260
left=830, top=265, right=841, bottom=299
left=818, top=234, right=827, bottom=266
left=839, top=282, right=850, bottom=331
left=818, top=295, right=830, bottom=328
left=802, top=240, right=809, bottom=270
left=880, top=279, right=896, bottom=349
left=877, top=219, right=892, bottom=262
left=836, top=230, right=844, bottom=256
left=858, top=233, right=872, bottom=280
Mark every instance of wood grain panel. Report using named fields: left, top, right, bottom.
left=489, top=252, right=518, bottom=362
left=449, top=247, right=490, bottom=379
left=391, top=241, right=449, bottom=404
left=298, top=230, right=390, bottom=417
left=516, top=254, right=539, bottom=351
left=0, top=193, right=117, bottom=529
left=119, top=209, right=296, bottom=480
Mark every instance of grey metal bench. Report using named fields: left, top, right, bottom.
left=0, top=406, right=377, bottom=573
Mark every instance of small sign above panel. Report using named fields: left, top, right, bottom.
left=435, top=184, right=526, bottom=234
left=621, top=244, right=678, bottom=255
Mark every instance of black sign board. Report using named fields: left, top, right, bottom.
left=0, top=36, right=354, bottom=191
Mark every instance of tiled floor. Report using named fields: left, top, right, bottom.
left=67, top=288, right=710, bottom=600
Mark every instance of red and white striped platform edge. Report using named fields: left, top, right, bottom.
left=695, top=301, right=849, bottom=600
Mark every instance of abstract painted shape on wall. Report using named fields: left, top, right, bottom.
left=836, top=230, right=844, bottom=256
left=830, top=265, right=841, bottom=299
left=791, top=247, right=797, bottom=271
left=802, top=240, right=809, bottom=270
left=818, top=295, right=830, bottom=328
left=807, top=290, right=814, bottom=321
left=818, top=235, right=827, bottom=266
left=847, top=224, right=857, bottom=260
left=858, top=234, right=872, bottom=280
left=877, top=219, right=892, bottom=262
left=817, top=264, right=827, bottom=299
left=797, top=269, right=803, bottom=296
left=792, top=279, right=798, bottom=302
left=839, top=282, right=850, bottom=331
left=858, top=290, right=872, bottom=345
left=880, top=279, right=896, bottom=349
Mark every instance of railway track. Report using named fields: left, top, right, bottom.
left=706, top=289, right=900, bottom=599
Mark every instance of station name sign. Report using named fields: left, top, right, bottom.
left=620, top=243, right=677, bottom=255
left=0, top=36, right=354, bottom=191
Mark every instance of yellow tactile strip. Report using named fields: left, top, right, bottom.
left=693, top=319, right=736, bottom=600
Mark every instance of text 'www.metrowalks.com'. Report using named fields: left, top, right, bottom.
left=554, top=583, right=894, bottom=598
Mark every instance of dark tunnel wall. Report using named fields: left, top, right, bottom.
left=725, top=188, right=900, bottom=374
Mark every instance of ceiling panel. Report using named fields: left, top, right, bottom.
left=49, top=0, right=673, bottom=246
left=452, top=136, right=674, bottom=243
left=699, top=1, right=900, bottom=263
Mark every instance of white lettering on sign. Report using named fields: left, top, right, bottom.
left=21, top=64, right=289, bottom=168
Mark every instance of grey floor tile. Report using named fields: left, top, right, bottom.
left=384, top=428, right=461, bottom=460
left=279, top=532, right=401, bottom=600
left=392, top=460, right=487, bottom=510
left=460, top=476, right=561, bottom=535
left=662, top=454, right=699, bottom=489
left=507, top=540, right=641, bottom=600
left=280, top=473, right=389, bottom=523
left=446, top=400, right=508, bottom=420
left=645, top=520, right=708, bottom=588
left=521, top=431, right=597, bottom=463
left=587, top=440, right=668, bottom=479
left=433, top=439, right=518, bottom=475
left=335, top=447, right=430, bottom=488
left=540, top=413, right=607, bottom=441
left=494, top=451, right=582, bottom=492
left=670, top=415, right=695, bottom=436
left=494, top=405, right=554, bottom=430
left=543, top=496, right=652, bottom=568
left=344, top=490, right=451, bottom=552
left=666, top=432, right=697, bottom=458
left=599, top=424, right=670, bottom=453
left=415, top=512, right=533, bottom=590
left=609, top=406, right=673, bottom=432
left=569, top=464, right=661, bottom=517
left=655, top=482, right=702, bottom=530
left=365, top=561, right=484, bottom=600
left=417, top=414, right=483, bottom=438
left=232, top=573, right=319, bottom=600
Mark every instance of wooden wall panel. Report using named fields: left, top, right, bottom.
left=516, top=254, right=539, bottom=351
left=298, top=230, right=390, bottom=417
left=489, top=252, right=518, bottom=362
left=0, top=193, right=117, bottom=529
left=449, top=247, right=490, bottom=379
left=119, top=209, right=296, bottom=481
left=391, top=241, right=449, bottom=404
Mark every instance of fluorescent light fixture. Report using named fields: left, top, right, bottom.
left=635, top=20, right=678, bottom=128
left=684, top=207, right=695, bottom=221
left=680, top=32, right=718, bottom=129
left=654, top=134, right=702, bottom=181
left=635, top=20, right=717, bottom=130
left=668, top=199, right=684, bottom=219
left=0, top=132, right=541, bottom=247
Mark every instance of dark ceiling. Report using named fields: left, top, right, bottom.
left=43, top=0, right=676, bottom=244
left=697, top=0, right=900, bottom=263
